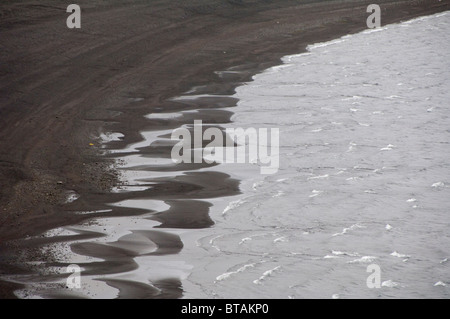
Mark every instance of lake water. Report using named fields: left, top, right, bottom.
left=183, top=11, right=450, bottom=299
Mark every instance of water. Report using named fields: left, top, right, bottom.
left=4, top=12, right=450, bottom=299
left=194, top=12, right=450, bottom=299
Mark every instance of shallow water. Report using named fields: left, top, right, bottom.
left=190, top=11, right=450, bottom=299
left=4, top=11, right=450, bottom=299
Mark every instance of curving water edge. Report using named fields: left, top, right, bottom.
left=1, top=11, right=450, bottom=299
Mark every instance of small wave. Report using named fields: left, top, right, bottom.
left=332, top=250, right=359, bottom=257
left=307, top=38, right=346, bottom=51
left=380, top=144, right=395, bottom=151
left=309, top=190, right=323, bottom=198
left=431, top=182, right=445, bottom=188
left=253, top=266, right=281, bottom=285
left=333, top=224, right=366, bottom=237
left=209, top=235, right=223, bottom=252
left=385, top=95, right=404, bottom=99
left=362, top=26, right=388, bottom=34
left=222, top=199, right=246, bottom=215
left=348, top=256, right=377, bottom=264
left=252, top=181, right=264, bottom=190
left=390, top=251, right=410, bottom=259
left=381, top=280, right=399, bottom=288
left=272, top=191, right=285, bottom=198
left=215, top=263, right=255, bottom=282
left=239, top=237, right=252, bottom=245
left=323, top=255, right=341, bottom=259
left=273, top=237, right=287, bottom=243
left=75, top=209, right=113, bottom=215
left=307, top=174, right=329, bottom=181
left=434, top=281, right=447, bottom=287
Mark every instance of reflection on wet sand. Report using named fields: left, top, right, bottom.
left=0, top=66, right=250, bottom=299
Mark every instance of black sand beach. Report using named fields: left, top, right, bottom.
left=1, top=0, right=449, bottom=298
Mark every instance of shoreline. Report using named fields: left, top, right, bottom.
left=1, top=0, right=449, bottom=298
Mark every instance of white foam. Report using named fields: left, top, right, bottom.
left=332, top=250, right=359, bottom=257
left=222, top=199, right=246, bottom=215
left=380, top=144, right=395, bottom=151
left=362, top=26, right=388, bottom=34
left=434, top=281, right=447, bottom=287
left=273, top=237, right=287, bottom=243
left=307, top=174, right=329, bottom=181
left=215, top=264, right=255, bottom=282
left=323, top=255, right=341, bottom=259
left=307, top=38, right=346, bottom=51
left=431, top=182, right=445, bottom=188
left=252, top=181, right=264, bottom=190
left=272, top=191, right=285, bottom=198
left=348, top=256, right=377, bottom=264
left=253, top=266, right=281, bottom=285
left=239, top=237, right=252, bottom=245
left=382, top=280, right=399, bottom=288
left=390, top=251, right=410, bottom=259
left=74, top=209, right=113, bottom=215
left=333, top=224, right=366, bottom=237
left=209, top=235, right=223, bottom=252
left=309, top=190, right=323, bottom=198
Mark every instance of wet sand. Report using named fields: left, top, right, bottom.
left=1, top=0, right=449, bottom=298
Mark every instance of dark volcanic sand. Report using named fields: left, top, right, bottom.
left=0, top=0, right=449, bottom=298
